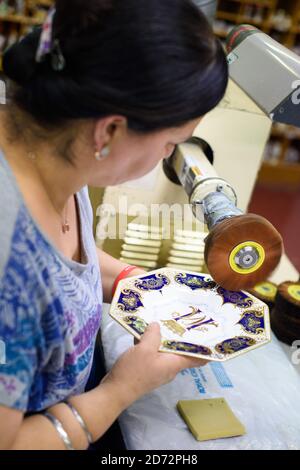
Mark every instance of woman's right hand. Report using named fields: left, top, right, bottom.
left=101, top=323, right=208, bottom=407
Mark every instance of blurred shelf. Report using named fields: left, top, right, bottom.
left=0, top=1, right=53, bottom=69
left=216, top=11, right=239, bottom=22
left=29, top=0, right=53, bottom=6
left=271, top=125, right=300, bottom=140
left=259, top=162, right=300, bottom=187
left=215, top=0, right=300, bottom=188
left=220, top=0, right=275, bottom=6
left=0, top=13, right=41, bottom=25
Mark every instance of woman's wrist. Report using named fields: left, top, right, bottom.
left=46, top=402, right=89, bottom=450
left=57, top=380, right=135, bottom=447
left=123, top=267, right=146, bottom=279
left=111, top=265, right=146, bottom=297
left=99, top=376, right=136, bottom=411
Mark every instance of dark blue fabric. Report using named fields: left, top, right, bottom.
left=86, top=338, right=126, bottom=450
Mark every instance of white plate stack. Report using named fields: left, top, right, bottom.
left=120, top=223, right=163, bottom=270
left=166, top=229, right=206, bottom=273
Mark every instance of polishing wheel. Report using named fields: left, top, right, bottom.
left=204, top=213, right=283, bottom=291
left=271, top=281, right=300, bottom=345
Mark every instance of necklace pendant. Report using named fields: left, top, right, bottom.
left=62, top=222, right=70, bottom=234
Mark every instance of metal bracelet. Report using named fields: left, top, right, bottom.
left=43, top=411, right=74, bottom=450
left=64, top=401, right=93, bottom=446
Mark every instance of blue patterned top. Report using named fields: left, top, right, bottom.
left=0, top=151, right=103, bottom=412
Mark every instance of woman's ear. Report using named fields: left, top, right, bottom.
left=93, top=116, right=127, bottom=150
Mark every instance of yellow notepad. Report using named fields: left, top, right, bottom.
left=177, top=398, right=246, bottom=442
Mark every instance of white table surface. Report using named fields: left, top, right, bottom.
left=100, top=255, right=300, bottom=450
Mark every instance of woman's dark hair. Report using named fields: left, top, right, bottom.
left=3, top=0, right=228, bottom=132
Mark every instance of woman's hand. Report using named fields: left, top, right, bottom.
left=101, top=323, right=208, bottom=407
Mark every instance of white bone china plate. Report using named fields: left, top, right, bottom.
left=109, top=268, right=271, bottom=362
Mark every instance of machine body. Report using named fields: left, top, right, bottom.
left=100, top=25, right=299, bottom=291
left=163, top=26, right=300, bottom=290
left=164, top=25, right=300, bottom=290
left=163, top=137, right=242, bottom=230
left=227, top=25, right=300, bottom=128
left=163, top=137, right=283, bottom=290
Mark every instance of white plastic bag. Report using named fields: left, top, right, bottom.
left=101, top=305, right=300, bottom=450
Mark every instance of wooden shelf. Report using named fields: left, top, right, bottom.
left=220, top=0, right=275, bottom=5
left=291, top=25, right=300, bottom=34
left=0, top=1, right=53, bottom=70
left=216, top=11, right=239, bottom=22
left=0, top=1, right=54, bottom=28
left=27, top=0, right=53, bottom=7
left=0, top=0, right=299, bottom=188
left=241, top=16, right=264, bottom=26
left=0, top=13, right=42, bottom=25
left=214, top=0, right=300, bottom=188
left=271, top=126, right=300, bottom=140
left=216, top=15, right=266, bottom=29
left=259, top=162, right=300, bottom=187
left=31, top=0, right=53, bottom=6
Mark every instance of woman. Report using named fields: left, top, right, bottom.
left=0, top=0, right=228, bottom=450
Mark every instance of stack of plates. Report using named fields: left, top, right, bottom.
left=271, top=281, right=300, bottom=345
left=120, top=223, right=163, bottom=270
left=166, top=229, right=206, bottom=272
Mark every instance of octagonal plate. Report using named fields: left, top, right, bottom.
left=109, top=268, right=271, bottom=362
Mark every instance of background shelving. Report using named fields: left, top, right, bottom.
left=0, top=0, right=53, bottom=70
left=0, top=0, right=299, bottom=188
left=213, top=0, right=300, bottom=188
